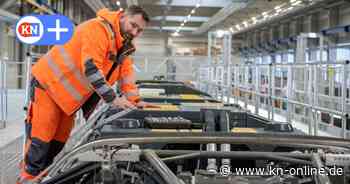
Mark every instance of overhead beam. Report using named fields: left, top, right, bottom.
left=0, top=8, right=19, bottom=22
left=154, top=0, right=232, bottom=8
left=232, top=0, right=331, bottom=36
left=151, top=16, right=210, bottom=22
left=84, top=0, right=105, bottom=12
left=193, top=0, right=250, bottom=35
left=26, top=0, right=55, bottom=14
left=160, top=0, right=172, bottom=32
left=126, top=0, right=138, bottom=7
left=0, top=0, right=17, bottom=9
left=146, top=26, right=197, bottom=32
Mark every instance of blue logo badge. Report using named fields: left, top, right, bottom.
left=16, top=15, right=74, bottom=45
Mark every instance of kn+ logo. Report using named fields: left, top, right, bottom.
left=16, top=16, right=43, bottom=44
left=16, top=15, right=73, bottom=45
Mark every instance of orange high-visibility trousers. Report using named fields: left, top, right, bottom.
left=20, top=84, right=75, bottom=180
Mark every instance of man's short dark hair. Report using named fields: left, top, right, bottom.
left=125, top=5, right=150, bottom=23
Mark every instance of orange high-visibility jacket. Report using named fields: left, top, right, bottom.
left=32, top=9, right=140, bottom=115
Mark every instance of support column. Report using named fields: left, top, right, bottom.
left=269, top=27, right=274, bottom=43
left=326, top=6, right=340, bottom=62
left=290, top=17, right=303, bottom=37
left=0, top=22, right=4, bottom=129
left=165, top=34, right=175, bottom=80
left=253, top=31, right=259, bottom=48
left=0, top=22, right=4, bottom=58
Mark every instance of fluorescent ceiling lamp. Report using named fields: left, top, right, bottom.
left=243, top=21, right=248, bottom=27
left=291, top=0, right=302, bottom=6
left=152, top=16, right=209, bottom=22
left=216, top=30, right=225, bottom=38
left=172, top=32, right=180, bottom=36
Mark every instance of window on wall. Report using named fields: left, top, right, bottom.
left=255, top=56, right=262, bottom=64
left=287, top=53, right=294, bottom=63
left=305, top=51, right=310, bottom=63
left=336, top=48, right=350, bottom=61
left=315, top=50, right=328, bottom=62
left=262, top=55, right=271, bottom=64
left=276, top=54, right=282, bottom=63
left=281, top=51, right=294, bottom=63
left=282, top=53, right=288, bottom=63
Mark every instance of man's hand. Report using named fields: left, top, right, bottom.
left=112, top=96, right=136, bottom=109
left=136, top=101, right=160, bottom=109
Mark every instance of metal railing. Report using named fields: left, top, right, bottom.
left=0, top=59, right=29, bottom=129
left=132, top=55, right=208, bottom=82
left=198, top=61, right=350, bottom=138
left=0, top=60, right=7, bottom=129
left=0, top=55, right=208, bottom=129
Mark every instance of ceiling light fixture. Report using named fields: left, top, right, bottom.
left=229, top=27, right=234, bottom=32
left=251, top=17, right=257, bottom=24
left=231, top=0, right=312, bottom=34
left=172, top=32, right=180, bottom=37
left=291, top=0, right=302, bottom=6
left=243, top=21, right=248, bottom=27
left=116, top=1, right=120, bottom=6
left=216, top=30, right=225, bottom=38
left=173, top=0, right=201, bottom=35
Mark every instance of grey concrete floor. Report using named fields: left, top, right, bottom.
left=0, top=90, right=25, bottom=184
left=0, top=89, right=26, bottom=148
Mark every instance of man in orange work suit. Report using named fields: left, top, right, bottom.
left=18, top=6, right=153, bottom=183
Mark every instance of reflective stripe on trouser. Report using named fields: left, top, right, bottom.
left=22, top=86, right=75, bottom=177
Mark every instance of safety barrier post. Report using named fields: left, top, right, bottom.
left=286, top=65, right=293, bottom=123
left=234, top=65, right=239, bottom=104
left=254, top=65, right=259, bottom=115
left=244, top=66, right=248, bottom=110
left=0, top=59, right=5, bottom=129
left=271, top=64, right=275, bottom=121
left=268, top=64, right=273, bottom=120
left=24, top=53, right=32, bottom=111
left=226, top=66, right=231, bottom=104
left=342, top=61, right=349, bottom=139
left=4, top=61, right=7, bottom=128
left=312, top=65, right=318, bottom=136
left=306, top=65, right=312, bottom=136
